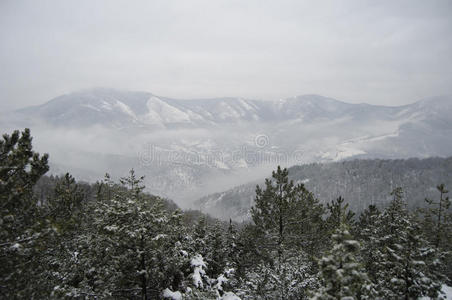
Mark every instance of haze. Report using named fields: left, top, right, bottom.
left=1, top=0, right=452, bottom=111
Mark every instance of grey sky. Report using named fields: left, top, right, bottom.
left=0, top=0, right=451, bottom=111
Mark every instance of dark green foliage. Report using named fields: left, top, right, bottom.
left=366, top=188, right=443, bottom=299
left=251, top=166, right=326, bottom=259
left=290, top=158, right=452, bottom=212
left=0, top=128, right=49, bottom=298
left=357, top=204, right=382, bottom=281
left=251, top=166, right=295, bottom=256
left=232, top=223, right=262, bottom=280
left=250, top=166, right=325, bottom=298
left=357, top=204, right=380, bottom=232
left=326, top=196, right=355, bottom=231
left=46, top=173, right=86, bottom=229
left=59, top=171, right=179, bottom=298
left=312, top=221, right=374, bottom=299
left=0, top=128, right=49, bottom=206
left=420, top=184, right=452, bottom=284
left=204, top=221, right=228, bottom=278
left=424, top=184, right=450, bottom=248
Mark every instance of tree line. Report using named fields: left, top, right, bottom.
left=1, top=129, right=451, bottom=299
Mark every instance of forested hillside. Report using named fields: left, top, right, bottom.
left=197, top=157, right=452, bottom=221
left=1, top=129, right=451, bottom=299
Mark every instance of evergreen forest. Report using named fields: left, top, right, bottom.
left=1, top=129, right=451, bottom=299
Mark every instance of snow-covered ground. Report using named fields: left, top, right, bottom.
left=420, top=285, right=452, bottom=300
left=442, top=285, right=452, bottom=300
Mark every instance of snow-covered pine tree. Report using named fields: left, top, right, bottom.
left=250, top=166, right=323, bottom=299
left=372, top=187, right=443, bottom=299
left=326, top=196, right=355, bottom=232
left=192, top=215, right=208, bottom=255
left=290, top=184, right=326, bottom=258
left=46, top=172, right=86, bottom=231
left=55, top=170, right=177, bottom=299
left=204, top=221, right=228, bottom=279
left=420, top=184, right=452, bottom=284
left=426, top=184, right=451, bottom=249
left=357, top=204, right=382, bottom=283
left=38, top=173, right=90, bottom=297
left=225, top=219, right=239, bottom=268
left=230, top=223, right=262, bottom=287
left=161, top=209, right=192, bottom=290
left=251, top=166, right=295, bottom=266
left=357, top=204, right=380, bottom=238
left=312, top=219, right=374, bottom=300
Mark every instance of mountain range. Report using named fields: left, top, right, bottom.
left=8, top=88, right=452, bottom=128
left=1, top=88, right=451, bottom=207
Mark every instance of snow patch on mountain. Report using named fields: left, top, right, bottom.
left=143, top=96, right=192, bottom=125
left=114, top=100, right=137, bottom=120
left=101, top=100, right=114, bottom=111
left=81, top=104, right=102, bottom=112
left=320, top=147, right=366, bottom=161
left=335, top=147, right=367, bottom=161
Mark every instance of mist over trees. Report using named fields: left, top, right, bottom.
left=1, top=129, right=451, bottom=299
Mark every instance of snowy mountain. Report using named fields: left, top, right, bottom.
left=8, top=88, right=439, bottom=128
left=1, top=88, right=451, bottom=206
left=9, top=88, right=266, bottom=128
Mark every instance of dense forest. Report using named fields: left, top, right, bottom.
left=197, top=157, right=452, bottom=222
left=1, top=129, right=452, bottom=299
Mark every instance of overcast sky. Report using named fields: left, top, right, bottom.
left=0, top=0, right=451, bottom=111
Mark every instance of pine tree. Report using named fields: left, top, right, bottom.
left=423, top=184, right=450, bottom=248
left=290, top=184, right=326, bottom=258
left=232, top=223, right=262, bottom=284
left=420, top=183, right=452, bottom=284
left=225, top=219, right=239, bottom=267
left=357, top=204, right=382, bottom=282
left=205, top=221, right=228, bottom=279
left=312, top=220, right=374, bottom=299
left=251, top=166, right=295, bottom=266
left=372, top=187, right=443, bottom=299
left=157, top=208, right=194, bottom=297
left=54, top=170, right=176, bottom=299
left=192, top=215, right=208, bottom=255
left=357, top=204, right=380, bottom=233
left=37, top=173, right=90, bottom=297
left=46, top=173, right=86, bottom=229
left=0, top=128, right=49, bottom=298
left=250, top=166, right=324, bottom=299
left=326, top=196, right=355, bottom=231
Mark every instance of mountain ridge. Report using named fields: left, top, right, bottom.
left=5, top=88, right=451, bottom=130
